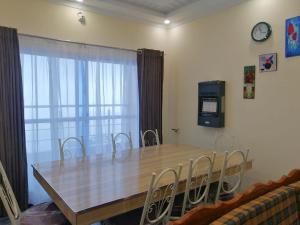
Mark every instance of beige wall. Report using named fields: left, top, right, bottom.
left=0, top=0, right=168, bottom=50
left=168, top=0, right=300, bottom=185
left=1, top=0, right=300, bottom=184
left=0, top=0, right=177, bottom=144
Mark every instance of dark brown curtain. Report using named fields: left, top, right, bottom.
left=0, top=27, right=28, bottom=216
left=137, top=49, right=164, bottom=146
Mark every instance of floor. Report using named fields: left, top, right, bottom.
left=0, top=217, right=10, bottom=225
left=0, top=218, right=104, bottom=225
left=0, top=217, right=104, bottom=225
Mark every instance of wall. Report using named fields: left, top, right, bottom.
left=168, top=0, right=300, bottom=185
left=0, top=0, right=177, bottom=144
left=1, top=0, right=299, bottom=185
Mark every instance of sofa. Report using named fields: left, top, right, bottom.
left=169, top=169, right=300, bottom=225
left=211, top=183, right=300, bottom=225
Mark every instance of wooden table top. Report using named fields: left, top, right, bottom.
left=32, top=144, right=252, bottom=225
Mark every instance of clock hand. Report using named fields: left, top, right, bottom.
left=259, top=26, right=262, bottom=32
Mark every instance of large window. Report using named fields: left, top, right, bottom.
left=19, top=35, right=139, bottom=203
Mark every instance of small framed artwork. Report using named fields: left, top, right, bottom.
left=259, top=53, right=277, bottom=72
left=243, top=66, right=255, bottom=99
left=286, top=16, right=300, bottom=57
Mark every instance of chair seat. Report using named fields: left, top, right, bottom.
left=20, top=202, right=70, bottom=225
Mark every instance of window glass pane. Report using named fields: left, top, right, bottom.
left=62, top=121, right=76, bottom=137
left=24, top=107, right=36, bottom=120
left=36, top=56, right=49, bottom=106
left=114, top=64, right=122, bottom=104
left=59, top=58, right=76, bottom=105
left=89, top=106, right=96, bottom=117
left=38, top=108, right=50, bottom=119
left=100, top=63, right=113, bottom=105
left=61, top=107, right=76, bottom=118
left=88, top=61, right=97, bottom=106
left=114, top=106, right=122, bottom=116
left=38, top=140, right=52, bottom=153
left=37, top=123, right=51, bottom=142
left=22, top=55, right=36, bottom=106
left=20, top=36, right=139, bottom=204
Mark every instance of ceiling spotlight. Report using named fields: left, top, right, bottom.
left=76, top=0, right=84, bottom=2
left=164, top=19, right=171, bottom=25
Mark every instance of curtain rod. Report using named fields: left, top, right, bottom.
left=18, top=33, right=137, bottom=53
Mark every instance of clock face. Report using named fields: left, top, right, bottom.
left=251, top=22, right=272, bottom=42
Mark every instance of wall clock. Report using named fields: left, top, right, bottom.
left=251, top=22, right=272, bottom=42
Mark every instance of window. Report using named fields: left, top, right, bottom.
left=19, top=35, right=139, bottom=203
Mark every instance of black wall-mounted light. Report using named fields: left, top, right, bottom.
left=77, top=12, right=86, bottom=25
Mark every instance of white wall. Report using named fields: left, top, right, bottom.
left=1, top=0, right=300, bottom=184
left=168, top=0, right=300, bottom=184
left=0, top=0, right=178, bottom=144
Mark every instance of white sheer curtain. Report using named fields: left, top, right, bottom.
left=19, top=35, right=139, bottom=204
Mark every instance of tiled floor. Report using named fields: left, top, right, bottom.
left=0, top=217, right=103, bottom=225
left=0, top=217, right=10, bottom=225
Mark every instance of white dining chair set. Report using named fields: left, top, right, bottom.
left=57, top=130, right=250, bottom=225
left=0, top=129, right=250, bottom=225
left=106, top=148, right=250, bottom=225
left=57, top=129, right=160, bottom=160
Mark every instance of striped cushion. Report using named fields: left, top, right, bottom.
left=210, top=186, right=299, bottom=225
left=289, top=181, right=300, bottom=219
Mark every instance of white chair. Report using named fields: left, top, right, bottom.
left=107, top=164, right=183, bottom=225
left=181, top=152, right=216, bottom=216
left=214, top=132, right=240, bottom=153
left=140, top=129, right=160, bottom=148
left=140, top=164, right=183, bottom=225
left=58, top=136, right=86, bottom=160
left=215, top=149, right=250, bottom=202
left=111, top=132, right=133, bottom=153
left=0, top=161, right=68, bottom=225
left=0, top=161, right=21, bottom=225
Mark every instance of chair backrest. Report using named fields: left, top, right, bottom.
left=215, top=149, right=250, bottom=202
left=214, top=133, right=240, bottom=152
left=0, top=161, right=21, bottom=225
left=58, top=136, right=86, bottom=160
left=181, top=152, right=216, bottom=216
left=140, top=164, right=183, bottom=225
left=140, top=129, right=160, bottom=148
left=111, top=132, right=133, bottom=153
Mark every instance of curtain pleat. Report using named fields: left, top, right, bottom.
left=0, top=27, right=28, bottom=216
left=19, top=36, right=139, bottom=203
left=137, top=49, right=164, bottom=146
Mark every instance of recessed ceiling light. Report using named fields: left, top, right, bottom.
left=76, top=0, right=84, bottom=2
left=164, top=19, right=171, bottom=25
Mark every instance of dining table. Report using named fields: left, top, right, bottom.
left=32, top=144, right=253, bottom=225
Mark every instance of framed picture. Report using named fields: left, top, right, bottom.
left=243, top=66, right=255, bottom=99
left=259, top=53, right=277, bottom=72
left=286, top=16, right=300, bottom=57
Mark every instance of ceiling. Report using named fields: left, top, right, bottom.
left=52, top=0, right=250, bottom=27
left=109, top=0, right=200, bottom=14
